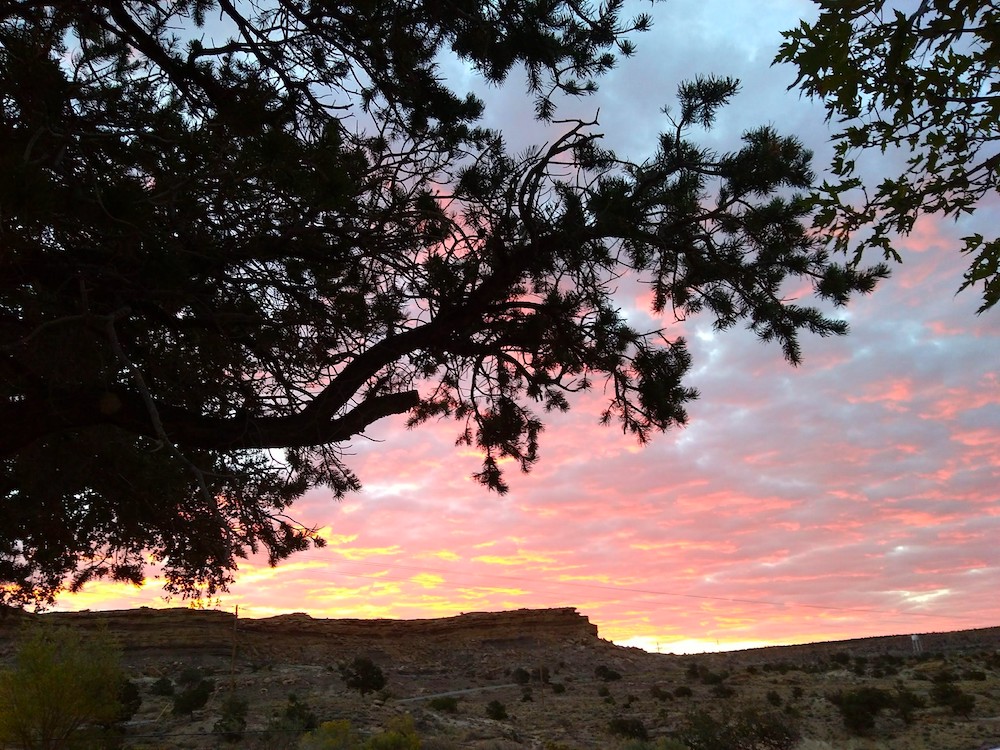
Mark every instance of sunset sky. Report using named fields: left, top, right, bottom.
left=59, top=0, right=999, bottom=654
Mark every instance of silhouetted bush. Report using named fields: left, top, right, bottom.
left=673, top=685, right=693, bottom=698
left=428, top=696, right=459, bottom=713
left=595, top=665, right=622, bottom=682
left=117, top=679, right=142, bottom=723
left=172, top=678, right=215, bottom=716
left=608, top=717, right=648, bottom=741
left=551, top=682, right=566, bottom=694
left=678, top=707, right=799, bottom=750
left=766, top=690, right=782, bottom=707
left=930, top=682, right=975, bottom=716
left=150, top=676, right=174, bottom=696
left=699, top=669, right=728, bottom=685
left=339, top=656, right=386, bottom=695
left=266, top=694, right=318, bottom=748
left=829, top=687, right=893, bottom=735
left=710, top=684, right=735, bottom=699
left=485, top=700, right=508, bottom=720
left=512, top=667, right=531, bottom=685
left=531, top=666, right=551, bottom=683
left=177, top=666, right=205, bottom=686
left=213, top=694, right=248, bottom=742
left=894, top=685, right=926, bottom=724
left=649, top=685, right=671, bottom=701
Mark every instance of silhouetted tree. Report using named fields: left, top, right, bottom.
left=777, top=0, right=1000, bottom=311
left=1, top=1, right=886, bottom=607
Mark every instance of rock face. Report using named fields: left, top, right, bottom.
left=0, top=606, right=602, bottom=663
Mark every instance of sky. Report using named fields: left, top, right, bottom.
left=58, top=0, right=999, bottom=654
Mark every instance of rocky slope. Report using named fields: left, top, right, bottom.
left=0, top=607, right=998, bottom=750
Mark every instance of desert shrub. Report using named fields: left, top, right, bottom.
left=931, top=668, right=957, bottom=683
left=678, top=707, right=799, bottom=750
left=115, top=679, right=142, bottom=723
left=893, top=685, right=926, bottom=724
left=930, top=682, right=975, bottom=716
left=269, top=693, right=320, bottom=748
left=171, top=679, right=215, bottom=716
left=608, top=717, right=648, bottom=741
left=521, top=688, right=533, bottom=702
left=213, top=694, right=248, bottom=742
left=597, top=685, right=611, bottom=697
left=673, top=685, right=693, bottom=698
left=428, top=696, right=459, bottom=713
left=791, top=686, right=804, bottom=701
left=710, top=684, right=734, bottom=699
left=485, top=700, right=508, bottom=720
left=0, top=625, right=125, bottom=750
left=830, top=652, right=851, bottom=666
left=766, top=690, right=782, bottom=707
left=512, top=667, right=531, bottom=685
left=762, top=662, right=784, bottom=674
left=745, top=665, right=758, bottom=675
left=699, top=670, right=727, bottom=685
left=620, top=741, right=688, bottom=750
left=828, top=687, right=893, bottom=735
left=595, top=665, right=622, bottom=682
left=364, top=715, right=420, bottom=750
left=339, top=657, right=386, bottom=695
left=177, top=667, right=205, bottom=686
left=150, top=676, right=174, bottom=696
left=551, top=682, right=566, bottom=694
left=531, top=666, right=551, bottom=683
left=686, top=662, right=701, bottom=680
left=963, top=669, right=987, bottom=681
left=297, top=719, right=358, bottom=750
left=649, top=685, right=670, bottom=701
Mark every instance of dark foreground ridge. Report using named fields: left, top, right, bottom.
left=0, top=606, right=998, bottom=749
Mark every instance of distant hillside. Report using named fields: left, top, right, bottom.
left=0, top=607, right=997, bottom=750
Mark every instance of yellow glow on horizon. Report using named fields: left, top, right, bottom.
left=612, top=634, right=774, bottom=655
